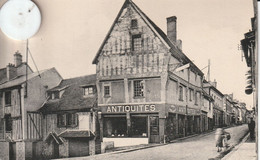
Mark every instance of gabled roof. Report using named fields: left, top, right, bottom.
left=39, top=74, right=97, bottom=113
left=0, top=63, right=33, bottom=84
left=92, top=0, right=203, bottom=76
left=0, top=68, right=51, bottom=90
left=203, top=81, right=224, bottom=97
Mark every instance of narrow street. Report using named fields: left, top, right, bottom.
left=63, top=125, right=249, bottom=160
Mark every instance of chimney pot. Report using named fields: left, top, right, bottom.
left=167, top=16, right=177, bottom=43
left=14, top=51, right=23, bottom=67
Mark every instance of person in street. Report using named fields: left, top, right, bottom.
left=215, top=128, right=230, bottom=152
left=248, top=117, right=255, bottom=139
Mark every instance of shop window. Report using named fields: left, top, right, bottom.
left=150, top=116, right=159, bottom=135
left=132, top=34, right=142, bottom=51
left=131, top=19, right=138, bottom=29
left=179, top=86, right=183, bottom=101
left=134, top=80, right=144, bottom=97
left=5, top=91, right=11, bottom=106
left=104, top=85, right=110, bottom=97
left=83, top=87, right=94, bottom=96
left=131, top=117, right=147, bottom=137
left=57, top=113, right=78, bottom=127
left=103, top=117, right=127, bottom=137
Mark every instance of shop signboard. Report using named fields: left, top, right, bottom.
left=100, top=104, right=159, bottom=113
left=168, top=105, right=186, bottom=114
left=168, top=105, right=200, bottom=115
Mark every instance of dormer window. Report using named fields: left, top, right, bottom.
left=131, top=19, right=138, bottom=28
left=84, top=86, right=94, bottom=96
left=48, top=91, right=60, bottom=99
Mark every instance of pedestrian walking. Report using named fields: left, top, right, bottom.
left=248, top=117, right=255, bottom=139
left=215, top=128, right=231, bottom=152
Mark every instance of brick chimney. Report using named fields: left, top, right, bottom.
left=167, top=16, right=177, bottom=43
left=6, top=63, right=17, bottom=80
left=210, top=79, right=217, bottom=88
left=14, top=51, right=23, bottom=67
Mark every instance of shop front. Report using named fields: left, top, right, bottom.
left=167, top=104, right=201, bottom=139
left=98, top=104, right=164, bottom=147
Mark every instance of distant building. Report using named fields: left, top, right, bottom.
left=203, top=80, right=224, bottom=128
left=223, top=94, right=234, bottom=126
left=202, top=90, right=214, bottom=130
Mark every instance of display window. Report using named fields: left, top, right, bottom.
left=131, top=116, right=147, bottom=137
left=103, top=117, right=127, bottom=137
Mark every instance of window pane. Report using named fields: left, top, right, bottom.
left=131, top=117, right=147, bottom=137
left=132, top=35, right=142, bottom=51
left=134, top=80, right=144, bottom=97
left=103, top=117, right=127, bottom=137
left=104, top=86, right=110, bottom=96
left=5, top=91, right=11, bottom=105
left=89, top=87, right=93, bottom=94
left=179, top=86, right=183, bottom=101
left=84, top=87, right=94, bottom=95
left=58, top=114, right=66, bottom=126
left=5, top=115, right=12, bottom=132
left=131, top=19, right=138, bottom=28
left=67, top=113, right=77, bottom=126
left=54, top=92, right=59, bottom=99
left=150, top=116, right=159, bottom=135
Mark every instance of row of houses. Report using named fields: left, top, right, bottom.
left=0, top=0, right=251, bottom=159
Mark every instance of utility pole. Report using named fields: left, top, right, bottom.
left=207, top=59, right=210, bottom=82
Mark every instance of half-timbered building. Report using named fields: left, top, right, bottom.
left=0, top=65, right=62, bottom=159
left=92, top=0, right=205, bottom=146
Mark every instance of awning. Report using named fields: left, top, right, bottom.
left=58, top=130, right=95, bottom=138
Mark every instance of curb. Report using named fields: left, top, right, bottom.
left=221, top=133, right=250, bottom=160
left=56, top=125, right=246, bottom=160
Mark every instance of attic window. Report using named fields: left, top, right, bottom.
left=131, top=19, right=138, bottom=28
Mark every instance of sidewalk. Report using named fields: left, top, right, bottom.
left=222, top=133, right=257, bottom=160
left=105, top=130, right=213, bottom=153
left=104, top=125, right=235, bottom=154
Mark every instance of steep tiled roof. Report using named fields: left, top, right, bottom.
left=0, top=68, right=50, bottom=89
left=92, top=0, right=203, bottom=76
left=39, top=74, right=97, bottom=113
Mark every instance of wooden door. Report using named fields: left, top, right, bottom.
left=149, top=116, right=160, bottom=143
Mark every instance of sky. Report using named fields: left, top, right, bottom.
left=0, top=0, right=254, bottom=108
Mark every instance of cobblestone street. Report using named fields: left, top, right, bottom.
left=63, top=125, right=249, bottom=160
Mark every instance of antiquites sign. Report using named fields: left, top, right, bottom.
left=101, top=104, right=158, bottom=113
